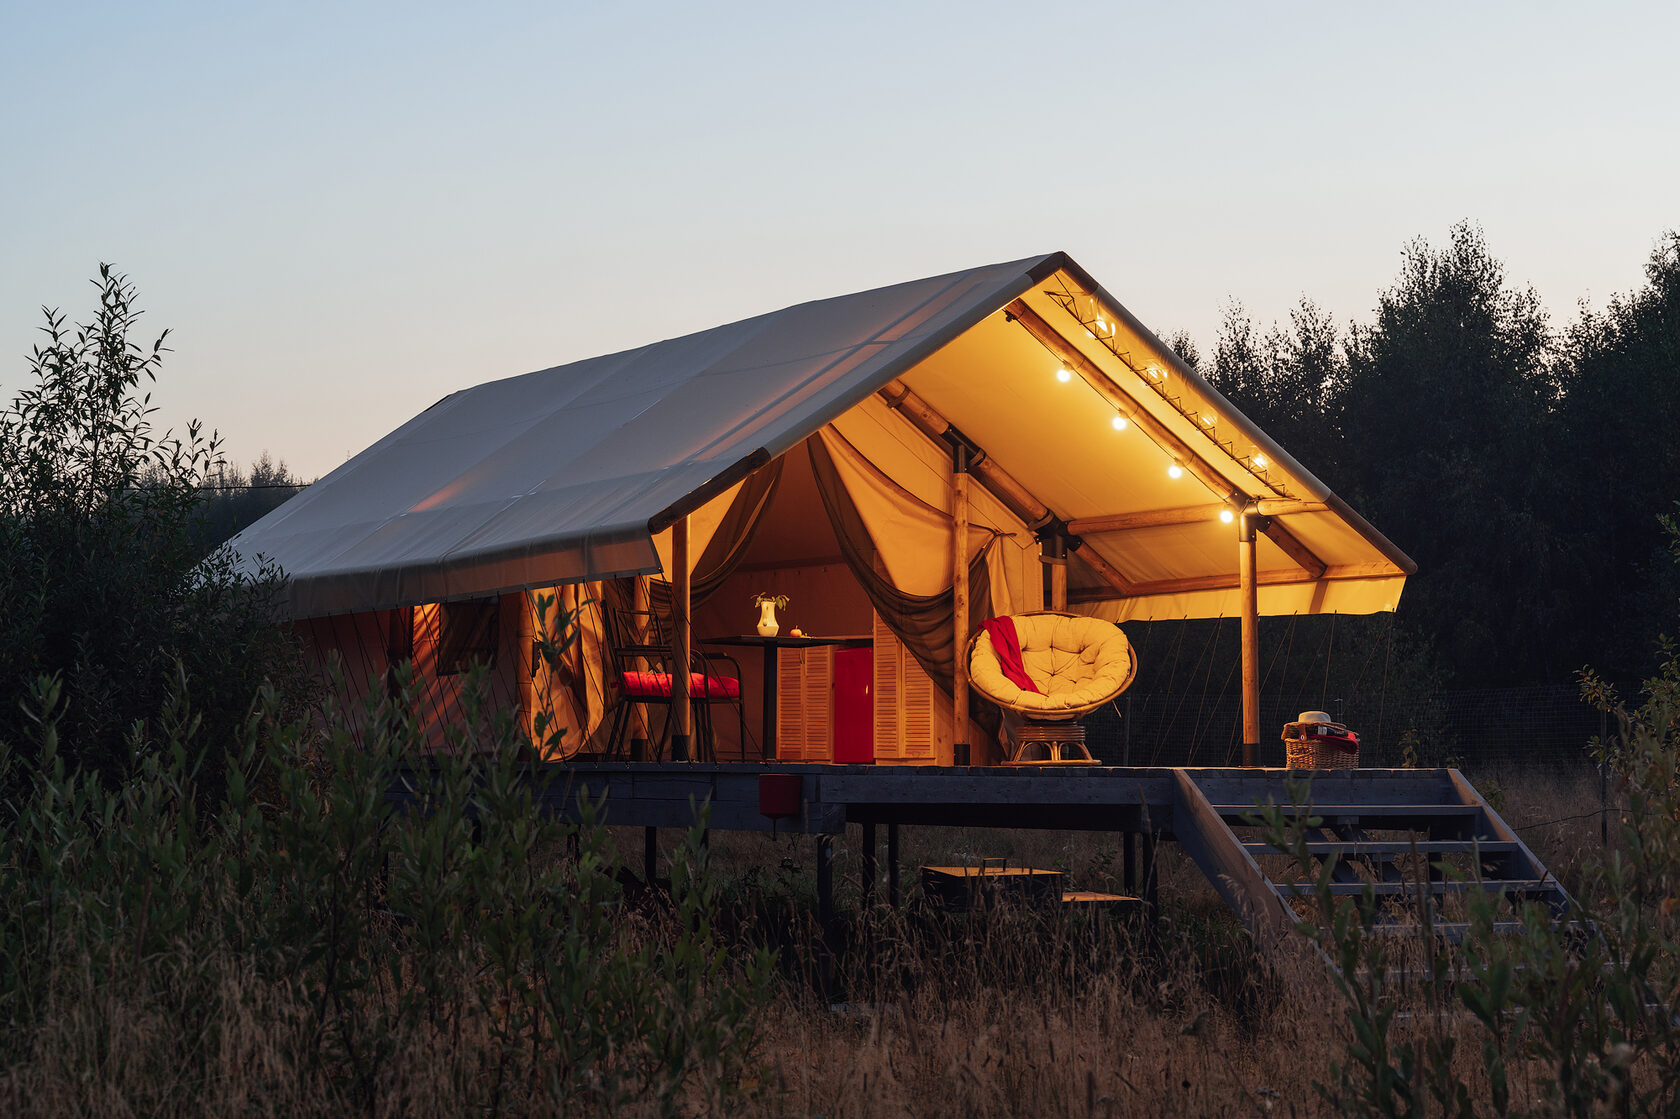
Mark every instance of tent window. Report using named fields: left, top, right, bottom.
left=438, top=599, right=499, bottom=676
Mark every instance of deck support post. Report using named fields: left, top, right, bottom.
left=950, top=439, right=972, bottom=766
left=671, top=517, right=692, bottom=762
left=1143, top=828, right=1160, bottom=936
left=860, top=821, right=877, bottom=907
left=1123, top=830, right=1137, bottom=895
left=887, top=821, right=900, bottom=907
left=816, top=835, right=836, bottom=1000
left=1239, top=509, right=1264, bottom=767
left=643, top=826, right=658, bottom=887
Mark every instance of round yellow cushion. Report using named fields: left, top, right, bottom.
left=970, top=613, right=1135, bottom=716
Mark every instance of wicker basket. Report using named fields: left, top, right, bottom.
left=1282, top=719, right=1359, bottom=769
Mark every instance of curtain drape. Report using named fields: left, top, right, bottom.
left=807, top=432, right=993, bottom=702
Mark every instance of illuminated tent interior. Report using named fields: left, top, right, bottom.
left=228, top=252, right=1414, bottom=766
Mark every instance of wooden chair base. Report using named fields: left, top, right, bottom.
left=1007, top=722, right=1095, bottom=765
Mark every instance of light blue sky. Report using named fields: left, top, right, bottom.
left=3, top=1, right=1675, bottom=479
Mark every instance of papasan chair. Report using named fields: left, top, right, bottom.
left=967, top=611, right=1137, bottom=764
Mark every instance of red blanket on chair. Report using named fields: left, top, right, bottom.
left=981, top=617, right=1039, bottom=693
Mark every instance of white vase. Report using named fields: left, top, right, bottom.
left=756, top=600, right=780, bottom=637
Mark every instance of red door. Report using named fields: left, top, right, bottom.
left=831, top=648, right=874, bottom=763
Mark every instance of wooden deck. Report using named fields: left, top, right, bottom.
left=389, top=761, right=1574, bottom=986
left=503, top=760, right=1469, bottom=839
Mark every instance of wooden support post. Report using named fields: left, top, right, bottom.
left=887, top=821, right=900, bottom=907
left=861, top=821, right=877, bottom=907
left=1143, top=828, right=1160, bottom=938
left=643, top=827, right=658, bottom=887
left=816, top=835, right=835, bottom=1000
left=1123, top=830, right=1137, bottom=896
left=1239, top=511, right=1262, bottom=767
left=1038, top=520, right=1070, bottom=612
left=671, top=517, right=692, bottom=762
left=951, top=441, right=971, bottom=766
left=517, top=592, right=537, bottom=748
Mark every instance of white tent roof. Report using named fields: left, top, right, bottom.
left=229, top=251, right=1414, bottom=620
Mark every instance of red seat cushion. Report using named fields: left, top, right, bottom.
left=621, top=671, right=740, bottom=700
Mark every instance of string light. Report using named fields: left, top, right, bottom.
left=1056, top=366, right=1072, bottom=383
left=1219, top=508, right=1235, bottom=524
left=1111, top=414, right=1128, bottom=431
left=1040, top=278, right=1297, bottom=498
left=1167, top=462, right=1184, bottom=480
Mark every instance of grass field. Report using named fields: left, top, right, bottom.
left=0, top=760, right=1641, bottom=1116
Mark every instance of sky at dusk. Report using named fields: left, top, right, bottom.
left=2, top=1, right=1675, bottom=480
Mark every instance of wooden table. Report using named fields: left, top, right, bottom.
left=701, top=635, right=869, bottom=760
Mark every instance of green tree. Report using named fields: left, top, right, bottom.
left=0, top=265, right=301, bottom=785
left=1553, top=233, right=1680, bottom=681
left=1332, top=223, right=1563, bottom=686
left=194, top=451, right=309, bottom=553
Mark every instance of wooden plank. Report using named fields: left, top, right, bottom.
left=1189, top=769, right=1460, bottom=807
left=1170, top=770, right=1297, bottom=950
left=1207, top=803, right=1480, bottom=819
left=817, top=771, right=1178, bottom=806
left=1280, top=879, right=1564, bottom=898
left=1449, top=769, right=1557, bottom=886
left=1245, top=840, right=1520, bottom=857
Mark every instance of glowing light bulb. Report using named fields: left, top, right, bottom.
left=1111, top=415, right=1128, bottom=431
left=1219, top=508, right=1235, bottom=524
left=1147, top=366, right=1163, bottom=382
left=1252, top=454, right=1268, bottom=469
left=1056, top=367, right=1072, bottom=383
left=1167, top=463, right=1184, bottom=480
left=1200, top=414, right=1216, bottom=427
left=1095, top=316, right=1110, bottom=334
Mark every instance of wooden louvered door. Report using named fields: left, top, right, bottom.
left=871, top=612, right=943, bottom=765
left=776, top=647, right=834, bottom=762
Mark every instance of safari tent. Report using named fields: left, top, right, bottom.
left=227, top=251, right=1414, bottom=767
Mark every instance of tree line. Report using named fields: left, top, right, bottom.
left=1167, top=223, right=1680, bottom=691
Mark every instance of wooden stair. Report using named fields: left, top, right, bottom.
left=1170, top=768, right=1576, bottom=960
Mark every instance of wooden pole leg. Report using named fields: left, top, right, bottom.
left=816, top=835, right=836, bottom=1002
left=643, top=826, right=658, bottom=887
left=860, top=821, right=877, bottom=908
left=887, top=821, right=900, bottom=908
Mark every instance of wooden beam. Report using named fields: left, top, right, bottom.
left=1068, top=500, right=1329, bottom=536
left=878, top=377, right=1136, bottom=604
left=1069, top=542, right=1135, bottom=598
left=1068, top=562, right=1402, bottom=602
left=877, top=379, right=1048, bottom=527
left=1239, top=514, right=1260, bottom=767
left=1255, top=499, right=1328, bottom=517
left=671, top=517, right=692, bottom=761
left=1069, top=505, right=1226, bottom=533
left=951, top=462, right=972, bottom=765
left=1006, top=300, right=1238, bottom=500
left=1260, top=519, right=1327, bottom=580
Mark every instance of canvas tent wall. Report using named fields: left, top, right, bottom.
left=227, top=251, right=1414, bottom=762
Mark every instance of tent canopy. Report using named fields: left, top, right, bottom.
left=229, top=251, right=1413, bottom=621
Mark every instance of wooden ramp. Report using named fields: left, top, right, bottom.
left=1171, top=768, right=1576, bottom=957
